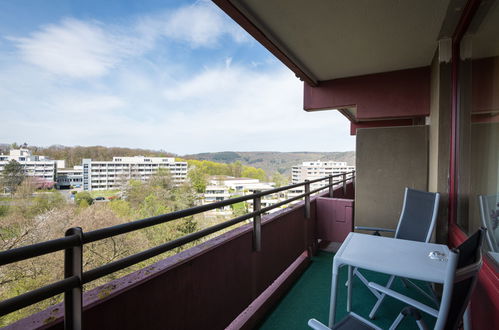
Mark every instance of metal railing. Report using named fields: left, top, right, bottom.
left=0, top=171, right=355, bottom=329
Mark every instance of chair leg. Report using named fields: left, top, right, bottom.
left=389, top=306, right=428, bottom=330
left=389, top=312, right=405, bottom=330
left=416, top=319, right=429, bottom=330
left=369, top=275, right=396, bottom=319
left=347, top=267, right=382, bottom=299
left=463, top=304, right=471, bottom=330
left=347, top=266, right=353, bottom=312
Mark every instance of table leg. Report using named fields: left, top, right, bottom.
left=328, top=263, right=339, bottom=328
left=347, top=265, right=352, bottom=312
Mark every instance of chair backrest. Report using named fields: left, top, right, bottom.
left=436, top=228, right=484, bottom=330
left=395, top=188, right=440, bottom=242
left=478, top=194, right=499, bottom=252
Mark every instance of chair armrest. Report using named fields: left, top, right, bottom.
left=308, top=319, right=330, bottom=330
left=368, top=282, right=438, bottom=317
left=355, top=226, right=396, bottom=235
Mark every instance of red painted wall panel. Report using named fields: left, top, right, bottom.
left=472, top=56, right=499, bottom=113
left=304, top=67, right=430, bottom=120
left=316, top=198, right=354, bottom=243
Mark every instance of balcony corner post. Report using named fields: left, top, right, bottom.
left=328, top=175, right=334, bottom=197
left=64, top=227, right=83, bottom=330
left=253, top=192, right=262, bottom=252
left=305, top=180, right=310, bottom=219
left=342, top=173, right=347, bottom=197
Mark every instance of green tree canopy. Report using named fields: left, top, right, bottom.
left=187, top=166, right=208, bottom=193
left=270, top=172, right=289, bottom=187
left=185, top=159, right=268, bottom=185
left=74, top=192, right=94, bottom=207
left=2, top=160, right=25, bottom=194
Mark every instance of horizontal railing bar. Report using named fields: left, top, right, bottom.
left=82, top=212, right=256, bottom=283
left=248, top=172, right=347, bottom=197
left=0, top=276, right=79, bottom=316
left=84, top=182, right=348, bottom=282
left=83, top=195, right=256, bottom=243
left=84, top=181, right=352, bottom=283
left=0, top=172, right=355, bottom=319
left=82, top=172, right=354, bottom=243
left=301, top=171, right=353, bottom=185
left=307, top=176, right=355, bottom=196
left=257, top=177, right=352, bottom=214
left=309, top=186, right=330, bottom=195
left=259, top=193, right=309, bottom=213
left=0, top=235, right=80, bottom=266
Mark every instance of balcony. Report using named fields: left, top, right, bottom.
left=1, top=174, right=355, bottom=329
left=258, top=251, right=436, bottom=330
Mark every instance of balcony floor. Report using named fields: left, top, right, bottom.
left=258, top=251, right=437, bottom=329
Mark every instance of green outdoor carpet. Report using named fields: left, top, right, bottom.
left=258, top=251, right=437, bottom=330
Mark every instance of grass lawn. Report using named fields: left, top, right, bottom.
left=87, top=190, right=120, bottom=198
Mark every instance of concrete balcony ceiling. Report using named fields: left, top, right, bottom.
left=215, top=0, right=456, bottom=84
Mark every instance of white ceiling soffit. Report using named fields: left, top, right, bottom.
left=230, top=0, right=451, bottom=81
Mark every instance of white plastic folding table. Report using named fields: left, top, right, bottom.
left=329, top=232, right=450, bottom=327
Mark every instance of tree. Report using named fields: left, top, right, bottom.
left=1, top=160, right=25, bottom=194
left=241, top=167, right=267, bottom=181
left=271, top=172, right=289, bottom=187
left=231, top=199, right=247, bottom=217
left=230, top=161, right=243, bottom=177
left=149, top=168, right=175, bottom=191
left=187, top=166, right=208, bottom=193
left=74, top=192, right=94, bottom=207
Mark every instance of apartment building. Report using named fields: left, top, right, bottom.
left=82, top=156, right=187, bottom=191
left=288, top=161, right=355, bottom=199
left=292, top=160, right=354, bottom=187
left=0, top=148, right=61, bottom=183
left=56, top=166, right=83, bottom=189
left=204, top=185, right=232, bottom=213
left=203, top=176, right=285, bottom=214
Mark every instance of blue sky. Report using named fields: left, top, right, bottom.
left=0, top=0, right=355, bottom=154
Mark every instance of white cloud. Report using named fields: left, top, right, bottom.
left=157, top=65, right=354, bottom=152
left=10, top=19, right=132, bottom=78
left=7, top=2, right=249, bottom=79
left=0, top=2, right=354, bottom=153
left=48, top=93, right=126, bottom=115
left=1, top=62, right=354, bottom=153
left=159, top=2, right=249, bottom=48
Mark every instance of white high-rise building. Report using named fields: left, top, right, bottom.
left=0, top=149, right=61, bottom=183
left=290, top=160, right=355, bottom=195
left=82, top=156, right=187, bottom=191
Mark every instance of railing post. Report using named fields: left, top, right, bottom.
left=64, top=227, right=83, bottom=330
left=305, top=180, right=310, bottom=219
left=253, top=192, right=261, bottom=252
left=328, top=175, right=334, bottom=198
left=342, top=173, right=347, bottom=197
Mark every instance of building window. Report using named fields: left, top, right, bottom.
left=457, top=4, right=499, bottom=264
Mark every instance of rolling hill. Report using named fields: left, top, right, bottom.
left=183, top=151, right=355, bottom=176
